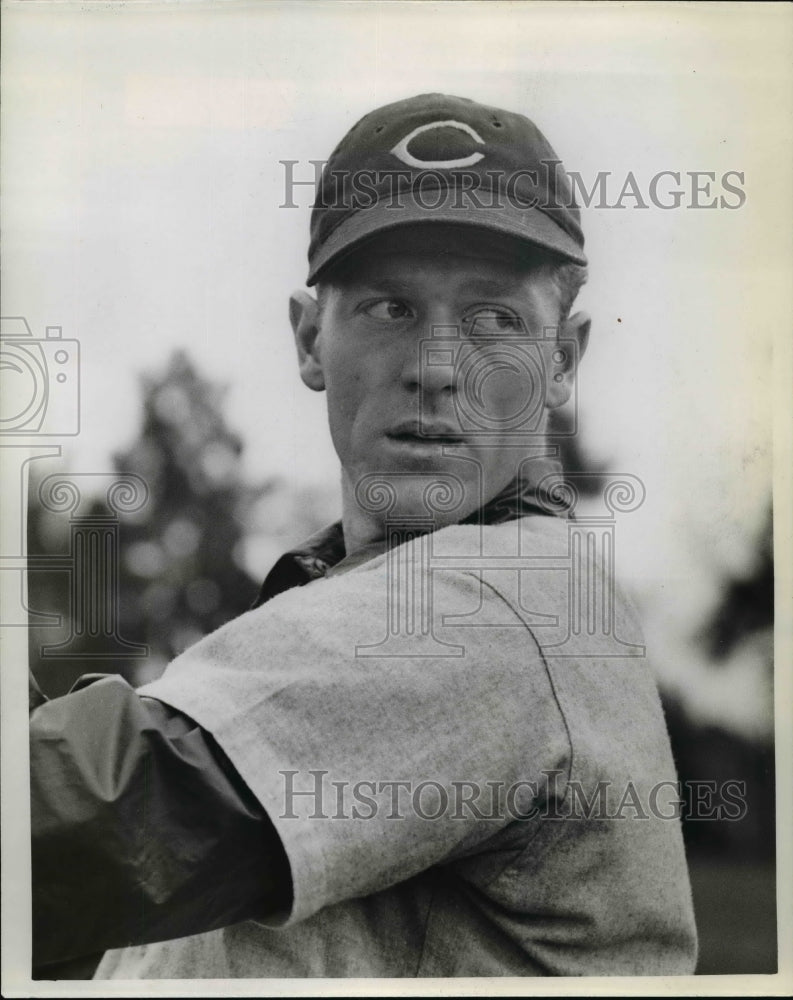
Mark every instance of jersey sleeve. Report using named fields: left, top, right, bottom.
left=137, top=538, right=570, bottom=927
left=30, top=673, right=291, bottom=966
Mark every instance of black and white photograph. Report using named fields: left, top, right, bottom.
left=2, top=1, right=791, bottom=995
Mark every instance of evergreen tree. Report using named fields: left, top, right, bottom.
left=28, top=350, right=273, bottom=693
left=700, top=505, right=773, bottom=661
left=113, top=350, right=272, bottom=683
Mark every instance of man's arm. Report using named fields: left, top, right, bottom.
left=30, top=673, right=292, bottom=968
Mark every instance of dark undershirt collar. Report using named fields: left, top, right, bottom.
left=251, top=457, right=570, bottom=610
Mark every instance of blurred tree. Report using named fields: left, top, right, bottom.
left=28, top=350, right=274, bottom=693
left=27, top=465, right=74, bottom=697
left=113, top=350, right=273, bottom=684
left=700, top=505, right=773, bottom=661
left=664, top=504, right=775, bottom=860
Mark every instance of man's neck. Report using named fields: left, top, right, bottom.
left=340, top=472, right=388, bottom=557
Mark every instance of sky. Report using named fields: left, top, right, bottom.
left=3, top=1, right=791, bottom=735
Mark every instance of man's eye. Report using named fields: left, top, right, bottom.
left=463, top=308, right=523, bottom=333
left=362, top=299, right=412, bottom=321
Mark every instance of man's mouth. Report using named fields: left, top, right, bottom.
left=386, top=421, right=466, bottom=447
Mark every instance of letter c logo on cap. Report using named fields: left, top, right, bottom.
left=390, top=120, right=485, bottom=169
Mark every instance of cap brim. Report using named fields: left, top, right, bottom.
left=307, top=200, right=586, bottom=285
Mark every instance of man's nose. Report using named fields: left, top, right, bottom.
left=400, top=307, right=458, bottom=395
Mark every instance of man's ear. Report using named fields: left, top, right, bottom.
left=545, top=310, right=591, bottom=408
left=289, top=290, right=325, bottom=391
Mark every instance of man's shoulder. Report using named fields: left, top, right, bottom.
left=329, top=514, right=569, bottom=576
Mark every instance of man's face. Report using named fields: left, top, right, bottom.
left=291, top=225, right=588, bottom=531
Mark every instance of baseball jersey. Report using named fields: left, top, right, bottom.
left=95, top=513, right=698, bottom=978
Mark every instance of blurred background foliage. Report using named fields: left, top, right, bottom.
left=29, top=352, right=775, bottom=976
left=550, top=405, right=776, bottom=975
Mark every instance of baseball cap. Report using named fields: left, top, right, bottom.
left=307, top=92, right=587, bottom=286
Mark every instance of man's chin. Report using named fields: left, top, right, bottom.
left=351, top=470, right=481, bottom=528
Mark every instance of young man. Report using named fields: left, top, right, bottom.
left=31, top=93, right=698, bottom=978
